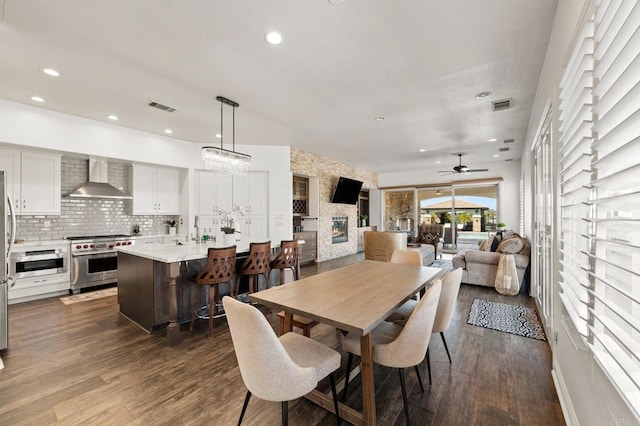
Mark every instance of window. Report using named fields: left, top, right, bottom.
left=558, top=0, right=640, bottom=416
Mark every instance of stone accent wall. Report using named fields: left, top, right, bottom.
left=15, top=156, right=178, bottom=241
left=290, top=148, right=377, bottom=262
left=385, top=190, right=416, bottom=231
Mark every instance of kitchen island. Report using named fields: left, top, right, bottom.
left=117, top=241, right=276, bottom=345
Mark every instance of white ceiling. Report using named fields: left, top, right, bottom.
left=0, top=0, right=558, bottom=173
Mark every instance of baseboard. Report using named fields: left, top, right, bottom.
left=552, top=366, right=579, bottom=426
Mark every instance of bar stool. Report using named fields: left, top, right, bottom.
left=190, top=245, right=236, bottom=338
left=270, top=240, right=299, bottom=285
left=237, top=241, right=271, bottom=294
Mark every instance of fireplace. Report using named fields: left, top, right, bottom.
left=332, top=216, right=348, bottom=244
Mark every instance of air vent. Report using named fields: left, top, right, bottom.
left=503, top=138, right=515, bottom=144
left=499, top=147, right=510, bottom=152
left=492, top=98, right=513, bottom=111
left=505, top=159, right=513, bottom=162
left=147, top=101, right=176, bottom=113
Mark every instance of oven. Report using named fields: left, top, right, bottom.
left=68, top=235, right=135, bottom=293
left=10, top=247, right=68, bottom=279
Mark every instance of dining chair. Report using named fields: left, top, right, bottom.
left=189, top=246, right=236, bottom=338
left=341, top=281, right=442, bottom=426
left=386, top=268, right=463, bottom=383
left=390, top=248, right=423, bottom=266
left=222, top=296, right=341, bottom=426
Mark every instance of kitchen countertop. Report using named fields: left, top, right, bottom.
left=13, top=239, right=70, bottom=247
left=118, top=241, right=280, bottom=263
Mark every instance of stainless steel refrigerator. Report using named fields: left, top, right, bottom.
left=1, top=171, right=17, bottom=351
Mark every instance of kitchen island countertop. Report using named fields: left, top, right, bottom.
left=117, top=241, right=280, bottom=263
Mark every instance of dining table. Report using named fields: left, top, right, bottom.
left=249, top=259, right=443, bottom=426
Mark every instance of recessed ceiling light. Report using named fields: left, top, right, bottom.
left=375, top=116, right=385, bottom=121
left=475, top=91, right=492, bottom=99
left=41, top=68, right=60, bottom=77
left=107, top=115, right=118, bottom=121
left=493, top=154, right=500, bottom=158
left=163, top=129, right=173, bottom=134
left=264, top=31, right=283, bottom=45
left=488, top=138, right=498, bottom=142
left=419, top=149, right=427, bottom=152
left=30, top=96, right=45, bottom=103
left=215, top=133, right=222, bottom=138
left=435, top=161, right=441, bottom=164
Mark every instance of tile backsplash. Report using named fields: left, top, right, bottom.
left=15, top=156, right=178, bottom=241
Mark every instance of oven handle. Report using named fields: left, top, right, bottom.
left=72, top=251, right=117, bottom=257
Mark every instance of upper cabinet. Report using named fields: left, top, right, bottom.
left=292, top=176, right=309, bottom=216
left=131, top=164, right=181, bottom=215
left=0, top=148, right=61, bottom=215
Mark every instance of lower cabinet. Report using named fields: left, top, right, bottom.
left=294, top=231, right=317, bottom=264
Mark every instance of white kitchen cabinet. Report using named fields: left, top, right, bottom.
left=131, top=164, right=181, bottom=215
left=0, top=148, right=61, bottom=215
left=195, top=171, right=269, bottom=246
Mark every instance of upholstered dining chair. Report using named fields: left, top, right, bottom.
left=222, top=296, right=341, bottom=425
left=387, top=268, right=463, bottom=383
left=341, top=281, right=442, bottom=426
left=390, top=248, right=423, bottom=266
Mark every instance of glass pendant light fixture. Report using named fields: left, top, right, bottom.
left=201, top=96, right=251, bottom=174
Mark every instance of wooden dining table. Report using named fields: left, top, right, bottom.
left=249, top=259, right=443, bottom=425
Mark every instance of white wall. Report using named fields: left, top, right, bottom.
left=378, top=160, right=521, bottom=231
left=0, top=99, right=292, bottom=245
left=521, top=0, right=636, bottom=424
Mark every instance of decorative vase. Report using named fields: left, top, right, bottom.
left=168, top=227, right=176, bottom=235
left=361, top=219, right=366, bottom=227
left=223, top=233, right=235, bottom=246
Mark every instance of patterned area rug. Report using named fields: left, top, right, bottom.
left=430, top=259, right=453, bottom=274
left=467, top=299, right=546, bottom=341
left=59, top=287, right=117, bottom=305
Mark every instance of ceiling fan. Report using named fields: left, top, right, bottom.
left=438, top=152, right=489, bottom=175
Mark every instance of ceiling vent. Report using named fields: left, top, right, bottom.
left=492, top=98, right=513, bottom=111
left=503, top=138, right=515, bottom=144
left=147, top=101, right=176, bottom=112
left=499, top=147, right=510, bottom=152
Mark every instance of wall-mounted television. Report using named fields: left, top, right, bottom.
left=331, top=177, right=363, bottom=205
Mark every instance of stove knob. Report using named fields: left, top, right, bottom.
left=116, top=242, right=121, bottom=246
left=76, top=245, right=82, bottom=249
left=90, top=244, right=95, bottom=248
left=109, top=244, right=114, bottom=249
left=83, top=244, right=89, bottom=249
left=127, top=241, right=132, bottom=245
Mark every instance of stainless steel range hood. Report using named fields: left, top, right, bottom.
left=68, top=159, right=132, bottom=200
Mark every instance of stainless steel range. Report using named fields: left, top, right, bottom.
left=68, top=235, right=135, bottom=293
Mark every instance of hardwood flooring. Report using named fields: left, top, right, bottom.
left=0, top=253, right=564, bottom=425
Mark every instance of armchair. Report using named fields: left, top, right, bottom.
left=418, top=224, right=444, bottom=259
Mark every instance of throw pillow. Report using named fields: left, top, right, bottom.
left=490, top=236, right=501, bottom=252
left=484, top=236, right=496, bottom=251
left=479, top=240, right=488, bottom=251
left=497, top=237, right=525, bottom=254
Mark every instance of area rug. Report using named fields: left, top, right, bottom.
left=431, top=259, right=453, bottom=274
left=59, top=287, right=117, bottom=305
left=467, top=299, right=546, bottom=341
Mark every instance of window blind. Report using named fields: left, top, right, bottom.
left=558, top=0, right=640, bottom=416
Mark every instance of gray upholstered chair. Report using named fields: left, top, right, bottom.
left=341, top=281, right=442, bottom=426
left=222, top=296, right=341, bottom=425
left=387, top=268, right=463, bottom=383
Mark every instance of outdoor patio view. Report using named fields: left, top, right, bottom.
left=384, top=184, right=499, bottom=253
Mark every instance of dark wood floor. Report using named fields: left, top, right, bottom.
left=0, top=253, right=564, bottom=425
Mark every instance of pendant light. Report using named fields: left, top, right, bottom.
left=201, top=96, right=251, bottom=174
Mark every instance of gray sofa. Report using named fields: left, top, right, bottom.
left=452, top=232, right=530, bottom=287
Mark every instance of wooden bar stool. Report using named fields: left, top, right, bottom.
left=270, top=240, right=299, bottom=285
left=237, top=241, right=271, bottom=294
left=190, top=245, right=236, bottom=338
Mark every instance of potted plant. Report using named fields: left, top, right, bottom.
left=221, top=217, right=240, bottom=245
left=497, top=222, right=506, bottom=231
left=360, top=214, right=368, bottom=227
left=166, top=220, right=177, bottom=235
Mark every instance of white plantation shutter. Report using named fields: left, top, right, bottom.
left=589, top=0, right=640, bottom=414
left=558, top=19, right=594, bottom=338
left=558, top=0, right=640, bottom=416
